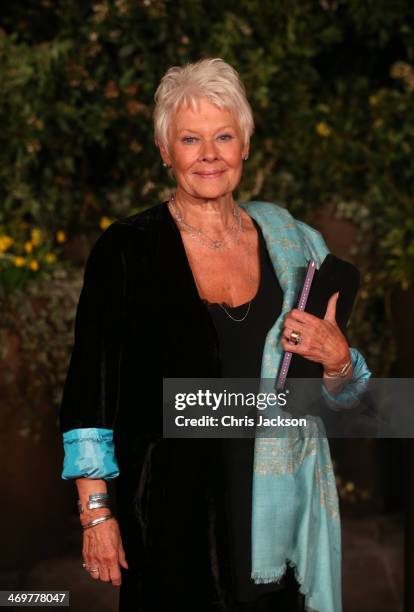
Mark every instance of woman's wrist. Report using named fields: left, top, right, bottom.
left=80, top=507, right=112, bottom=524
left=322, top=347, right=352, bottom=377
left=323, top=357, right=353, bottom=378
left=75, top=484, right=112, bottom=527
left=80, top=510, right=113, bottom=529
left=77, top=491, right=110, bottom=513
left=322, top=348, right=353, bottom=395
left=322, top=358, right=353, bottom=397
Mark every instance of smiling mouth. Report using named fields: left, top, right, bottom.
left=194, top=170, right=226, bottom=178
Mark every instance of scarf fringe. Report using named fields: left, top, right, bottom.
left=252, top=559, right=320, bottom=612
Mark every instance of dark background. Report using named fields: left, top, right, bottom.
left=1, top=1, right=413, bottom=610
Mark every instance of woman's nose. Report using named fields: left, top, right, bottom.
left=200, top=140, right=218, bottom=161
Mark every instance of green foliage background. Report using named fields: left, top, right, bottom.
left=1, top=0, right=414, bottom=403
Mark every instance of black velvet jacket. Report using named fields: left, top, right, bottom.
left=60, top=202, right=235, bottom=611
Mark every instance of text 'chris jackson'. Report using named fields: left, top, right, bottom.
left=175, top=415, right=307, bottom=428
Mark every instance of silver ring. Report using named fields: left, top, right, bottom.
left=82, top=561, right=99, bottom=573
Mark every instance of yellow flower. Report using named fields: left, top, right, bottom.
left=56, top=230, right=66, bottom=243
left=28, top=260, right=39, bottom=271
left=31, top=228, right=43, bottom=246
left=14, top=256, right=26, bottom=267
left=369, top=95, right=379, bottom=107
left=316, top=122, right=332, bottom=137
left=44, top=252, right=57, bottom=264
left=24, top=241, right=34, bottom=253
left=0, top=235, right=14, bottom=253
left=99, top=216, right=113, bottom=231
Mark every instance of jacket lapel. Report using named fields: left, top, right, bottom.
left=157, top=202, right=221, bottom=377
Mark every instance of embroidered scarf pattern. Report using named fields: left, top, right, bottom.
left=241, top=201, right=367, bottom=612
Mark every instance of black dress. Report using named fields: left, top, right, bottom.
left=204, top=219, right=305, bottom=611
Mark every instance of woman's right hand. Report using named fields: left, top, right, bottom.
left=82, top=516, right=129, bottom=586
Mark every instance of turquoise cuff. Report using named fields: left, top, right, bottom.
left=61, top=427, right=119, bottom=480
left=321, top=347, right=372, bottom=410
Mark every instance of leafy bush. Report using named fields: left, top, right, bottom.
left=0, top=269, right=83, bottom=436
left=1, top=0, right=414, bottom=376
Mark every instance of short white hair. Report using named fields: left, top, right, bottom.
left=153, top=58, right=254, bottom=152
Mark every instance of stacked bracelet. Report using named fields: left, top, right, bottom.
left=88, top=500, right=110, bottom=510
left=82, top=514, right=114, bottom=530
left=324, top=358, right=353, bottom=378
left=78, top=493, right=110, bottom=514
left=89, top=493, right=110, bottom=501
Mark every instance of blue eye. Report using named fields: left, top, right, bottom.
left=217, top=134, right=233, bottom=141
left=182, top=136, right=197, bottom=144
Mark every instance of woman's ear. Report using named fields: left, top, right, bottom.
left=157, top=141, right=172, bottom=168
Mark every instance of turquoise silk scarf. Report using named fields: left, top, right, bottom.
left=240, top=202, right=371, bottom=612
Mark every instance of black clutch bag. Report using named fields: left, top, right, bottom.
left=278, top=253, right=360, bottom=383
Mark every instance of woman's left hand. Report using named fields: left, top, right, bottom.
left=281, top=291, right=351, bottom=374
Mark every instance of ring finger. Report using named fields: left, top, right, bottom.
left=85, top=538, right=100, bottom=580
left=88, top=567, right=100, bottom=580
left=283, top=326, right=305, bottom=344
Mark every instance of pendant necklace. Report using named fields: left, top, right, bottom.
left=168, top=194, right=256, bottom=322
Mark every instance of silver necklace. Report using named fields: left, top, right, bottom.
left=168, top=194, right=242, bottom=250
left=217, top=245, right=255, bottom=322
left=218, top=294, right=252, bottom=322
left=168, top=194, right=256, bottom=322
left=219, top=248, right=255, bottom=323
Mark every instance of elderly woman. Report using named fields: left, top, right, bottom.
left=60, top=58, right=370, bottom=612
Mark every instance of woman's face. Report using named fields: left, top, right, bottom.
left=160, top=98, right=249, bottom=202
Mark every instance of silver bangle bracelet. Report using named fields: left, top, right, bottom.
left=87, top=500, right=110, bottom=511
left=82, top=514, right=114, bottom=530
left=89, top=493, right=110, bottom=501
left=78, top=493, right=110, bottom=514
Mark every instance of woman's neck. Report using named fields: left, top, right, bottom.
left=173, top=188, right=236, bottom=232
